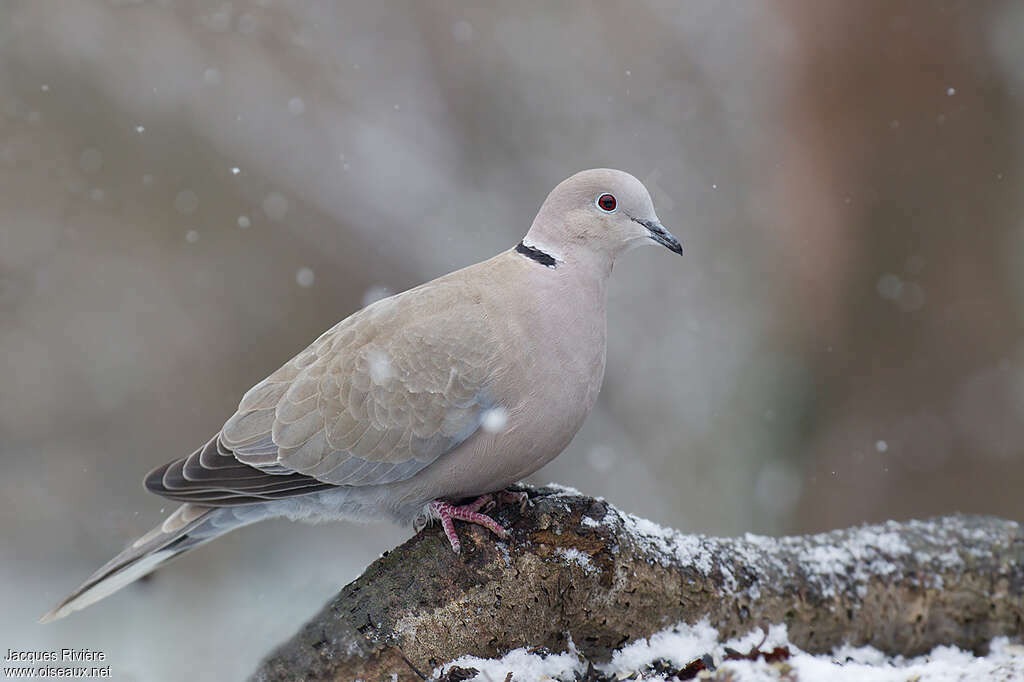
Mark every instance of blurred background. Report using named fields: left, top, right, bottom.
left=2, top=1, right=1023, bottom=679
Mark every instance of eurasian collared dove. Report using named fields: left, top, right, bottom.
left=41, top=168, right=681, bottom=623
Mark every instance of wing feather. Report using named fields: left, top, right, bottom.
left=147, top=278, right=500, bottom=505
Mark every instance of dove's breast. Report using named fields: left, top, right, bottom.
left=374, top=251, right=610, bottom=514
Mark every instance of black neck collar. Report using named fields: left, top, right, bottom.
left=515, top=241, right=557, bottom=268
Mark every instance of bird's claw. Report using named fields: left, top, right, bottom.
left=426, top=489, right=530, bottom=553
left=429, top=497, right=507, bottom=554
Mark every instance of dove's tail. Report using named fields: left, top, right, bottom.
left=39, top=503, right=237, bottom=623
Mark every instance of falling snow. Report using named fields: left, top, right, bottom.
left=174, top=189, right=199, bottom=215
left=586, top=445, right=616, bottom=473
left=367, top=349, right=393, bottom=384
left=481, top=407, right=509, bottom=433
left=876, top=273, right=903, bottom=300
left=237, top=215, right=251, bottom=229
left=362, top=285, right=393, bottom=308
left=185, top=230, right=199, bottom=243
left=754, top=461, right=802, bottom=515
left=262, top=192, right=289, bottom=221
left=295, top=267, right=315, bottom=288
left=288, top=97, right=305, bottom=116
left=202, top=67, right=221, bottom=85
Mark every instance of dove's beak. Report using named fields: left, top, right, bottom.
left=634, top=217, right=683, bottom=255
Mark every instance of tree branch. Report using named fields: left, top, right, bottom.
left=251, top=485, right=1024, bottom=681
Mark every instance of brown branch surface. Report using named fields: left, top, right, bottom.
left=251, top=485, right=1024, bottom=681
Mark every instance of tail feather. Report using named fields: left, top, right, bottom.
left=40, top=504, right=220, bottom=623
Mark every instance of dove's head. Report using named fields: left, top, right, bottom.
left=523, top=168, right=681, bottom=269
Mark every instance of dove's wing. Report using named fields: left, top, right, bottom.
left=145, top=278, right=499, bottom=504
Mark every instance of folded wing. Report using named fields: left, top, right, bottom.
left=146, top=281, right=498, bottom=505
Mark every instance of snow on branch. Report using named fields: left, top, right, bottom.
left=251, top=485, right=1023, bottom=681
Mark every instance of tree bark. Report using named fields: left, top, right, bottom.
left=251, top=485, right=1024, bottom=681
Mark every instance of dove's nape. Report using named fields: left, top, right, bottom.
left=42, top=169, right=680, bottom=621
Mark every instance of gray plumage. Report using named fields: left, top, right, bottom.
left=41, top=168, right=681, bottom=623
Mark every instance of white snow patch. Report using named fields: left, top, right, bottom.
left=439, top=619, right=1024, bottom=682
left=795, top=527, right=911, bottom=597
left=554, top=547, right=598, bottom=575
left=544, top=483, right=584, bottom=498
left=437, top=640, right=584, bottom=682
left=743, top=637, right=1024, bottom=682
left=494, top=541, right=512, bottom=567
left=620, top=513, right=715, bottom=575
left=724, top=623, right=792, bottom=654
left=602, top=619, right=720, bottom=674
left=934, top=549, right=964, bottom=568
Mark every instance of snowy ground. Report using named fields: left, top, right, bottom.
left=435, top=621, right=1024, bottom=682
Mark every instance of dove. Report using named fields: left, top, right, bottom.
left=40, top=168, right=682, bottom=623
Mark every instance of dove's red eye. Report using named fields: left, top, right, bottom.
left=597, top=193, right=617, bottom=212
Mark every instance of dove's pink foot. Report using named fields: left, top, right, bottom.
left=430, top=495, right=507, bottom=553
